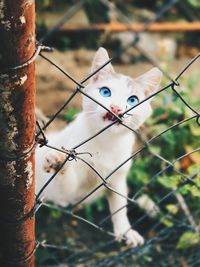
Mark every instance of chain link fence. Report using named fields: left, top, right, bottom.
left=1, top=0, right=200, bottom=266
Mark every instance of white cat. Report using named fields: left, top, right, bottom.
left=36, top=47, right=162, bottom=247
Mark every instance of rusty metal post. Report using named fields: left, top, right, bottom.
left=0, top=1, right=36, bottom=266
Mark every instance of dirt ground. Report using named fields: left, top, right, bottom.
left=36, top=49, right=200, bottom=131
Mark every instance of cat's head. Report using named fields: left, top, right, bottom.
left=82, top=47, right=162, bottom=132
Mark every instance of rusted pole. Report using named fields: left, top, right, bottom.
left=59, top=21, right=200, bottom=32
left=0, top=1, right=35, bottom=267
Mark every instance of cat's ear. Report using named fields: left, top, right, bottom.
left=90, top=47, right=115, bottom=82
left=135, top=68, right=162, bottom=97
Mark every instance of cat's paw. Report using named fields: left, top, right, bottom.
left=43, top=151, right=67, bottom=174
left=124, top=229, right=144, bottom=247
left=115, top=229, right=144, bottom=247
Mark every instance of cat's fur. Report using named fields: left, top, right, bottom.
left=36, top=47, right=162, bottom=246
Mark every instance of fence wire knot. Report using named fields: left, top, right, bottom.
left=171, top=79, right=180, bottom=87
left=61, top=147, right=93, bottom=161
left=37, top=137, right=49, bottom=147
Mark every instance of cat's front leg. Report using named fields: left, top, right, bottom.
left=106, top=176, right=144, bottom=247
left=43, top=150, right=67, bottom=174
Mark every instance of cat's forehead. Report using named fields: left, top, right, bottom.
left=98, top=73, right=141, bottom=93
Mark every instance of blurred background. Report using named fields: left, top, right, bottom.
left=35, top=1, right=200, bottom=266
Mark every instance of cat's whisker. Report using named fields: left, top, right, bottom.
left=122, top=113, right=133, bottom=119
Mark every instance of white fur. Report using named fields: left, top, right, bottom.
left=36, top=47, right=162, bottom=246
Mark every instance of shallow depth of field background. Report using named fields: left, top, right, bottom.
left=35, top=1, right=200, bottom=266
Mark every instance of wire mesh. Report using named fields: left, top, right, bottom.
left=3, top=0, right=200, bottom=266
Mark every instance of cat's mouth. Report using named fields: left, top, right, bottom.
left=103, top=112, right=120, bottom=123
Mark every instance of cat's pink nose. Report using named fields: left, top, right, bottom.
left=110, top=105, right=122, bottom=115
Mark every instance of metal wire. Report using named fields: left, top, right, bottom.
left=35, top=52, right=200, bottom=266
left=2, top=0, right=200, bottom=266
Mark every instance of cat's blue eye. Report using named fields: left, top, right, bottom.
left=99, top=87, right=111, bottom=97
left=127, top=95, right=139, bottom=106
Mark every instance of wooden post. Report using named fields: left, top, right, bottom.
left=0, top=1, right=36, bottom=266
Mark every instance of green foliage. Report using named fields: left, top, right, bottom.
left=177, top=231, right=200, bottom=250
left=84, top=205, right=94, bottom=221
left=187, top=0, right=200, bottom=8
left=64, top=107, right=79, bottom=122
left=160, top=216, right=174, bottom=227
left=50, top=209, right=62, bottom=220
left=128, top=156, right=153, bottom=188
left=166, top=204, right=179, bottom=215
left=158, top=175, right=181, bottom=190
left=187, top=71, right=200, bottom=91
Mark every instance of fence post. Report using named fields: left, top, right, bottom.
left=0, top=1, right=36, bottom=266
